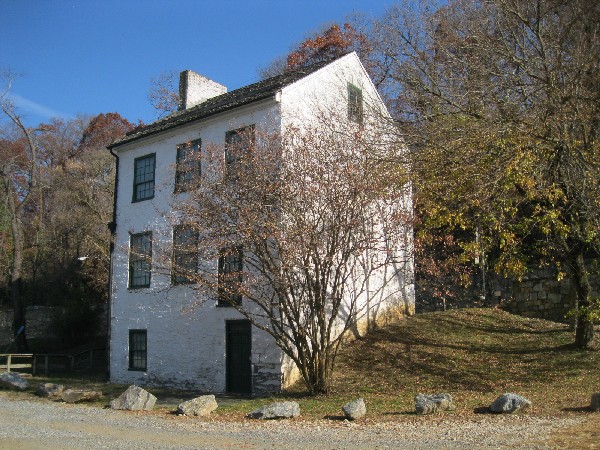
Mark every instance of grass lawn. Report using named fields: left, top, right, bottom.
left=2, top=308, right=598, bottom=421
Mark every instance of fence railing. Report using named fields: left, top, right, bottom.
left=0, top=348, right=106, bottom=375
left=0, top=354, right=33, bottom=372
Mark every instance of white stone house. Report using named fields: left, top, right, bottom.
left=107, top=52, right=414, bottom=395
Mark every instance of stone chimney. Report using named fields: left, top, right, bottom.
left=178, top=70, right=227, bottom=110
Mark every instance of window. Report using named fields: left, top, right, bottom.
left=172, top=224, right=199, bottom=285
left=175, top=139, right=201, bottom=192
left=133, top=153, right=156, bottom=202
left=129, top=329, right=147, bottom=371
left=348, top=83, right=363, bottom=125
left=218, top=246, right=243, bottom=306
left=129, top=232, right=152, bottom=288
left=225, top=125, right=255, bottom=180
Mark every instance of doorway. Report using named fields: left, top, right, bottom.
left=225, top=320, right=252, bottom=394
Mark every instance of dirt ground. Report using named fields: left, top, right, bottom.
left=544, top=414, right=600, bottom=449
left=0, top=394, right=599, bottom=449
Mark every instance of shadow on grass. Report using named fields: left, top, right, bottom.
left=430, top=313, right=567, bottom=336
left=561, top=406, right=592, bottom=413
left=473, top=406, right=492, bottom=414
left=323, top=414, right=346, bottom=420
left=274, top=391, right=315, bottom=400
left=335, top=308, right=598, bottom=395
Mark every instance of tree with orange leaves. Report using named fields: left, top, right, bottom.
left=287, top=23, right=368, bottom=70
left=261, top=22, right=374, bottom=80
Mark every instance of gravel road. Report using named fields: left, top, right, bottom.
left=0, top=396, right=588, bottom=449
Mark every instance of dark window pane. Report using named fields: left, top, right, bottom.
left=129, top=329, right=147, bottom=371
left=225, top=126, right=254, bottom=181
left=133, top=154, right=156, bottom=201
left=218, top=246, right=243, bottom=306
left=175, top=139, right=201, bottom=192
left=129, top=232, right=152, bottom=288
left=348, top=84, right=363, bottom=124
left=172, top=224, right=198, bottom=284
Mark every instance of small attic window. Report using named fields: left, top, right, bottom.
left=348, top=83, right=363, bottom=125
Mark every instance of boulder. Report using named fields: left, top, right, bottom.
left=0, top=372, right=28, bottom=390
left=490, top=393, right=531, bottom=414
left=110, top=385, right=156, bottom=411
left=415, top=393, right=455, bottom=415
left=248, top=401, right=300, bottom=420
left=61, top=389, right=102, bottom=403
left=590, top=393, right=600, bottom=412
left=177, top=395, right=218, bottom=416
left=36, top=383, right=64, bottom=400
left=342, top=398, right=366, bottom=420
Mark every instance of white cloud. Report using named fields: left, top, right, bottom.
left=7, top=92, right=75, bottom=121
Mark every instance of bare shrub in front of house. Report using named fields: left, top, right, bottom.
left=162, top=112, right=412, bottom=395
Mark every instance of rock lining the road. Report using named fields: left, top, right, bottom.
left=490, top=393, right=531, bottom=414
left=61, top=388, right=103, bottom=403
left=0, top=394, right=589, bottom=449
left=248, top=401, right=301, bottom=419
left=110, top=385, right=156, bottom=411
left=177, top=394, right=218, bottom=416
left=0, top=372, right=28, bottom=390
left=342, top=398, right=366, bottom=420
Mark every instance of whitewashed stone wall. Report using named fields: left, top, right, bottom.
left=110, top=101, right=285, bottom=394
left=110, top=53, right=415, bottom=394
left=280, top=52, right=415, bottom=338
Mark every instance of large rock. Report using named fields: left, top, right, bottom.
left=0, top=372, right=28, bottom=390
left=61, top=389, right=102, bottom=403
left=248, top=401, right=300, bottom=419
left=415, top=393, right=455, bottom=415
left=342, top=398, right=366, bottom=420
left=177, top=395, right=218, bottom=416
left=590, top=393, right=600, bottom=412
left=36, top=383, right=64, bottom=400
left=490, top=393, right=531, bottom=414
left=110, top=385, right=156, bottom=411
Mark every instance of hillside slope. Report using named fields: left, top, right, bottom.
left=332, top=308, right=599, bottom=415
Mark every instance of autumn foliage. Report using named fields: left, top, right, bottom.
left=1, top=73, right=134, bottom=349
left=286, top=23, right=369, bottom=71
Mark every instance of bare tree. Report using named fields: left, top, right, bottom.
left=148, top=71, right=180, bottom=118
left=0, top=80, right=133, bottom=346
left=0, top=72, right=49, bottom=351
left=32, top=113, right=132, bottom=344
left=160, top=112, right=412, bottom=394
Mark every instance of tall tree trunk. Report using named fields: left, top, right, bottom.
left=570, top=250, right=593, bottom=348
left=6, top=188, right=28, bottom=352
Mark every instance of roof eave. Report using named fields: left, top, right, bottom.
left=108, top=91, right=277, bottom=150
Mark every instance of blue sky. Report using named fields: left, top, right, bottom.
left=1, top=0, right=394, bottom=127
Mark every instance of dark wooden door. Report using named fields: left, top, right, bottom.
left=226, top=320, right=252, bottom=394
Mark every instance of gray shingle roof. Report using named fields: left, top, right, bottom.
left=109, top=54, right=349, bottom=149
